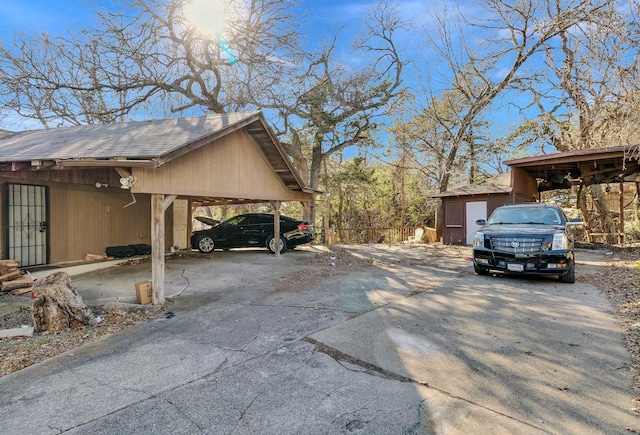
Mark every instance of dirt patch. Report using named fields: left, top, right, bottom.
left=590, top=247, right=640, bottom=398
left=0, top=304, right=162, bottom=377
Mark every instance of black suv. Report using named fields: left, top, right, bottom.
left=472, top=203, right=582, bottom=283
left=191, top=213, right=315, bottom=254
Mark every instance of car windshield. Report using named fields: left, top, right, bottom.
left=488, top=207, right=563, bottom=225
left=223, top=215, right=249, bottom=226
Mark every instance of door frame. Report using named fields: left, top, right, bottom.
left=465, top=200, right=487, bottom=245
left=5, top=183, right=50, bottom=267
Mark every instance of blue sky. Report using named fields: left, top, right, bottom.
left=0, top=1, right=97, bottom=34
left=0, top=1, right=427, bottom=125
left=0, top=1, right=409, bottom=39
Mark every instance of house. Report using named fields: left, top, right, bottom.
left=0, top=111, right=313, bottom=302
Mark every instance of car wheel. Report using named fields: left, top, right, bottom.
left=196, top=235, right=215, bottom=253
left=558, top=260, right=575, bottom=283
left=473, top=262, right=489, bottom=276
left=266, top=235, right=287, bottom=254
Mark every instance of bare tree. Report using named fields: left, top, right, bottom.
left=391, top=0, right=611, bottom=236
left=261, top=1, right=407, bottom=222
left=520, top=2, right=640, bottom=242
left=0, top=0, right=406, bottom=226
left=0, top=0, right=301, bottom=127
left=419, top=0, right=609, bottom=193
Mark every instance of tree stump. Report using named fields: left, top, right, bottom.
left=31, top=272, right=96, bottom=333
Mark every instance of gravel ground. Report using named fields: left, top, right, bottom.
left=0, top=243, right=638, bottom=404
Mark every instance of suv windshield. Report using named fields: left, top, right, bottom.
left=487, top=206, right=564, bottom=225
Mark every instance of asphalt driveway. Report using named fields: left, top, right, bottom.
left=0, top=244, right=637, bottom=434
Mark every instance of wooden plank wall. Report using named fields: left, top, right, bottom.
left=0, top=178, right=179, bottom=264
left=134, top=130, right=309, bottom=202
left=48, top=185, right=152, bottom=263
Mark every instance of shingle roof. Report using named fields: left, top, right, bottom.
left=432, top=172, right=512, bottom=197
left=0, top=111, right=310, bottom=193
left=0, top=112, right=261, bottom=162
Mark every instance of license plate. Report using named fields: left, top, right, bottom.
left=507, top=263, right=524, bottom=272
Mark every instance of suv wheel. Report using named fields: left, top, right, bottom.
left=473, top=262, right=489, bottom=276
left=558, top=260, right=575, bottom=283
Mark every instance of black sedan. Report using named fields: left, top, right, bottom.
left=190, top=213, right=315, bottom=254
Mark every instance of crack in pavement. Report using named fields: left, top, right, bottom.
left=305, top=337, right=554, bottom=434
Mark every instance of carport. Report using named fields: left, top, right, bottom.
left=505, top=145, right=640, bottom=242
left=0, top=111, right=313, bottom=304
left=504, top=145, right=640, bottom=191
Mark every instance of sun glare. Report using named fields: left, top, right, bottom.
left=185, top=0, right=228, bottom=36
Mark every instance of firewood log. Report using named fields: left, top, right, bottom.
left=2, top=279, right=33, bottom=292
left=10, top=287, right=33, bottom=296
left=0, top=270, right=22, bottom=282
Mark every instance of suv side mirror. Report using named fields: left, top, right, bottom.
left=476, top=219, right=486, bottom=225
left=567, top=218, right=583, bottom=226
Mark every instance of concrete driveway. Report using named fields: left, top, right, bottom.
left=0, top=245, right=637, bottom=434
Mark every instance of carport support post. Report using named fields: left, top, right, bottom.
left=151, top=193, right=173, bottom=305
left=151, top=194, right=165, bottom=304
left=271, top=200, right=281, bottom=257
left=150, top=194, right=177, bottom=304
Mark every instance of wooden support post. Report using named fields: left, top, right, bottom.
left=619, top=182, right=625, bottom=245
left=163, top=195, right=177, bottom=212
left=151, top=194, right=165, bottom=305
left=271, top=200, right=281, bottom=257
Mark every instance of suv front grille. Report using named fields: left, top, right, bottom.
left=489, top=236, right=545, bottom=254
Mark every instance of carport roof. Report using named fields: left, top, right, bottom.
left=504, top=145, right=640, bottom=190
left=0, top=111, right=309, bottom=193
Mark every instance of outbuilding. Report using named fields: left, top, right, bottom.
left=0, top=111, right=313, bottom=302
left=434, top=145, right=640, bottom=245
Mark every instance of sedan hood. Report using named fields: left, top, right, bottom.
left=195, top=216, right=221, bottom=227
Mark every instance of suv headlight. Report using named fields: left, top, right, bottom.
left=552, top=233, right=569, bottom=250
left=473, top=232, right=485, bottom=247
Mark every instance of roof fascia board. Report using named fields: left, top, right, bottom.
left=504, top=146, right=631, bottom=166
left=251, top=112, right=309, bottom=190
left=55, top=159, right=157, bottom=168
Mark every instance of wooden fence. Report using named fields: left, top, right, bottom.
left=324, top=226, right=438, bottom=244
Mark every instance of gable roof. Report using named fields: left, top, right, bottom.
left=0, top=111, right=309, bottom=193
left=432, top=172, right=512, bottom=198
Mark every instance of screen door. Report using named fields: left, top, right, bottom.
left=7, top=184, right=48, bottom=267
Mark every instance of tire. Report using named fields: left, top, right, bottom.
left=558, top=260, right=575, bottom=283
left=266, top=235, right=287, bottom=254
left=196, top=235, right=215, bottom=253
left=473, top=262, right=489, bottom=276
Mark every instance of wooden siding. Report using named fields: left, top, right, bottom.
left=48, top=185, right=151, bottom=263
left=0, top=177, right=182, bottom=263
left=512, top=167, right=538, bottom=201
left=442, top=193, right=515, bottom=245
left=133, top=130, right=309, bottom=202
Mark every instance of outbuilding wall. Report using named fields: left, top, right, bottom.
left=511, top=167, right=539, bottom=202
left=442, top=193, right=515, bottom=245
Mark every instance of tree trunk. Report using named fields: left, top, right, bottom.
left=590, top=185, right=616, bottom=244
left=31, top=272, right=95, bottom=333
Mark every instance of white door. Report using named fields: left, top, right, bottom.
left=465, top=201, right=487, bottom=245
left=172, top=199, right=189, bottom=249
